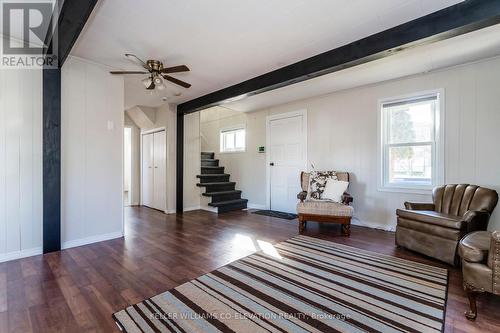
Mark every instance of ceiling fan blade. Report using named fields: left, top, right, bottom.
left=162, top=75, right=191, bottom=88
left=109, top=71, right=148, bottom=74
left=125, top=53, right=151, bottom=70
left=160, top=65, right=190, bottom=73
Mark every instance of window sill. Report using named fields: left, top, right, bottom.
left=219, top=150, right=246, bottom=154
left=377, top=186, right=432, bottom=195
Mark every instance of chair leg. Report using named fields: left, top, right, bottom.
left=464, top=284, right=480, bottom=321
left=341, top=218, right=351, bottom=236
left=298, top=215, right=306, bottom=233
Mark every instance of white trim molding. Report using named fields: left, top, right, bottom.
left=246, top=203, right=267, bottom=210
left=351, top=217, right=396, bottom=232
left=62, top=231, right=123, bottom=250
left=0, top=247, right=43, bottom=263
left=183, top=206, right=202, bottom=212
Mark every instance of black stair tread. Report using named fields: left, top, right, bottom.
left=201, top=166, right=224, bottom=169
left=201, top=159, right=218, bottom=162
left=208, top=199, right=248, bottom=207
left=201, top=152, right=215, bottom=154
left=196, top=174, right=229, bottom=178
left=196, top=182, right=236, bottom=187
left=202, top=190, right=241, bottom=197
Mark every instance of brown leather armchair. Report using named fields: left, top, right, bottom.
left=396, top=184, right=498, bottom=265
left=458, top=231, right=500, bottom=320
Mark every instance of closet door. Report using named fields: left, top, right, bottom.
left=141, top=133, right=154, bottom=207
left=153, top=131, right=166, bottom=211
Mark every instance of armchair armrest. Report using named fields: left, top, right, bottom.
left=463, top=210, right=491, bottom=233
left=491, top=231, right=500, bottom=294
left=342, top=192, right=353, bottom=205
left=404, top=201, right=435, bottom=211
left=297, top=191, right=307, bottom=202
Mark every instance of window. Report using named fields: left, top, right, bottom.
left=380, top=92, right=442, bottom=192
left=220, top=127, right=245, bottom=153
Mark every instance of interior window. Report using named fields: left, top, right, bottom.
left=381, top=93, right=441, bottom=190
left=220, top=127, right=246, bottom=152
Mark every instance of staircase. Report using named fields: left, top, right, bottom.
left=197, top=152, right=248, bottom=213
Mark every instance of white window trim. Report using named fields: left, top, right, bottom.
left=219, top=124, right=246, bottom=154
left=377, top=89, right=445, bottom=195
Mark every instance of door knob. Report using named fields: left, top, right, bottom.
left=270, top=162, right=274, bottom=166
left=154, top=166, right=158, bottom=168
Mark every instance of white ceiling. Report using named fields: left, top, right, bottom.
left=70, top=0, right=463, bottom=109
left=224, top=24, right=500, bottom=112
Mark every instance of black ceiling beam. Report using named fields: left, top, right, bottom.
left=178, top=0, right=500, bottom=114
left=57, top=0, right=98, bottom=66
left=42, top=0, right=98, bottom=253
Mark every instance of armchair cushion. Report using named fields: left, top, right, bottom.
left=396, top=209, right=464, bottom=229
left=297, top=200, right=353, bottom=217
left=459, top=231, right=491, bottom=263
left=307, top=171, right=337, bottom=200
left=397, top=218, right=463, bottom=240
left=301, top=172, right=349, bottom=192
left=322, top=179, right=349, bottom=202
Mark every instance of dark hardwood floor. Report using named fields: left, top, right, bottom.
left=1, top=207, right=499, bottom=332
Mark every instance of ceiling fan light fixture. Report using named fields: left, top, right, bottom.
left=153, top=75, right=163, bottom=85
left=142, top=77, right=152, bottom=88
left=157, top=83, right=166, bottom=91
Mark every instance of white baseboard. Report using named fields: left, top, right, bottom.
left=183, top=206, right=201, bottom=212
left=200, top=205, right=218, bottom=213
left=246, top=203, right=267, bottom=210
left=62, top=231, right=123, bottom=250
left=352, top=217, right=396, bottom=232
left=0, top=247, right=43, bottom=263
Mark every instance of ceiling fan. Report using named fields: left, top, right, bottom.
left=110, top=54, right=191, bottom=90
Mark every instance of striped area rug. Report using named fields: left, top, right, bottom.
left=113, top=235, right=448, bottom=333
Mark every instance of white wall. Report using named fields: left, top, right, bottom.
left=61, top=56, right=124, bottom=248
left=0, top=68, right=43, bottom=262
left=200, top=107, right=267, bottom=209
left=124, top=114, right=141, bottom=205
left=201, top=56, right=500, bottom=231
left=184, top=112, right=201, bottom=211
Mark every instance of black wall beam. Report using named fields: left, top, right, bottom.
left=178, top=0, right=500, bottom=114
left=176, top=114, right=184, bottom=213
left=42, top=68, right=61, bottom=253
left=42, top=0, right=98, bottom=253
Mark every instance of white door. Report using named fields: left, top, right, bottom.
left=268, top=113, right=306, bottom=213
left=142, top=133, right=154, bottom=208
left=153, top=131, right=166, bottom=211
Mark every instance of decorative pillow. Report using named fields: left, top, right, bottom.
left=322, top=179, right=349, bottom=203
left=307, top=171, right=337, bottom=200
